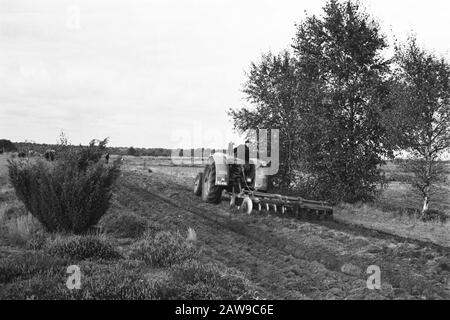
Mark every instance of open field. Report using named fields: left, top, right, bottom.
left=122, top=155, right=450, bottom=247
left=0, top=153, right=449, bottom=299
left=380, top=161, right=450, bottom=214
left=122, top=155, right=450, bottom=212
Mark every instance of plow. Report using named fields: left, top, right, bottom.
left=193, top=148, right=333, bottom=220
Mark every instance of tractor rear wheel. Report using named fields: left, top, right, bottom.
left=194, top=172, right=203, bottom=196
left=201, top=163, right=223, bottom=204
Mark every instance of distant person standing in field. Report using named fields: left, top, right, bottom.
left=105, top=152, right=110, bottom=164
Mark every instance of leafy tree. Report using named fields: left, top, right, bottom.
left=127, top=146, right=138, bottom=156
left=385, top=37, right=450, bottom=213
left=293, top=0, right=392, bottom=203
left=230, top=0, right=392, bottom=203
left=0, top=139, right=16, bottom=152
left=76, top=138, right=109, bottom=171
left=229, top=51, right=310, bottom=191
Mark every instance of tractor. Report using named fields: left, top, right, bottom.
left=193, top=147, right=333, bottom=220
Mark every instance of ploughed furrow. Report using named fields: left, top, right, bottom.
left=117, top=180, right=352, bottom=299
left=148, top=169, right=450, bottom=252
left=116, top=178, right=387, bottom=299
left=115, top=170, right=450, bottom=299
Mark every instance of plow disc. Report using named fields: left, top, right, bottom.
left=193, top=165, right=333, bottom=221
left=227, top=190, right=333, bottom=221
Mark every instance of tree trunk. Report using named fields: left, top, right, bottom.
left=421, top=149, right=432, bottom=215
left=422, top=194, right=429, bottom=213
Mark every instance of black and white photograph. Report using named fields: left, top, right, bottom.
left=0, top=0, right=449, bottom=306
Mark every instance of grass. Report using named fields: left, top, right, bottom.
left=2, top=213, right=44, bottom=248
left=0, top=229, right=255, bottom=299
left=129, top=231, right=199, bottom=267
left=101, top=211, right=148, bottom=238
left=0, top=198, right=44, bottom=249
left=0, top=257, right=157, bottom=300
left=122, top=155, right=203, bottom=180
left=380, top=161, right=450, bottom=214
left=0, top=152, right=256, bottom=300
left=332, top=161, right=450, bottom=247
left=0, top=251, right=70, bottom=284
left=0, top=153, right=448, bottom=299
left=0, top=153, right=256, bottom=300
left=46, top=235, right=122, bottom=261
left=335, top=202, right=450, bottom=247
left=331, top=161, right=449, bottom=247
left=160, top=260, right=260, bottom=300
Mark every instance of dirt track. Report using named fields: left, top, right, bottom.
left=115, top=168, right=450, bottom=300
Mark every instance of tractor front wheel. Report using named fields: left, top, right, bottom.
left=194, top=172, right=203, bottom=196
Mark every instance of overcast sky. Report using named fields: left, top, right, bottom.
left=1, top=0, right=450, bottom=148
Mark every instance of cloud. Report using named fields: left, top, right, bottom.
left=1, top=0, right=449, bottom=147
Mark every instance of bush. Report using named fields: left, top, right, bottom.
left=421, top=209, right=449, bottom=223
left=130, top=231, right=198, bottom=267
left=0, top=253, right=257, bottom=300
left=47, top=235, right=121, bottom=261
left=0, top=270, right=69, bottom=300
left=0, top=261, right=158, bottom=300
left=102, top=212, right=148, bottom=238
left=0, top=252, right=68, bottom=284
left=127, top=147, right=138, bottom=156
left=160, top=260, right=259, bottom=300
left=1, top=213, right=45, bottom=249
left=60, top=138, right=109, bottom=172
left=8, top=149, right=120, bottom=234
left=0, top=139, right=16, bottom=152
left=72, top=262, right=157, bottom=299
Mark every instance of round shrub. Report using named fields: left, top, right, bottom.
left=7, top=146, right=121, bottom=234
left=129, top=231, right=198, bottom=267
left=47, top=235, right=121, bottom=261
left=102, top=212, right=148, bottom=238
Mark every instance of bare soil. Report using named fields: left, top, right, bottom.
left=113, top=167, right=450, bottom=299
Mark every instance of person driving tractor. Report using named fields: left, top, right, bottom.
left=230, top=140, right=255, bottom=192
left=233, top=139, right=251, bottom=164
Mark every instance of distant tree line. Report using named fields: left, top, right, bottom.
left=8, top=142, right=172, bottom=158
left=123, top=147, right=172, bottom=157
left=0, top=139, right=17, bottom=153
